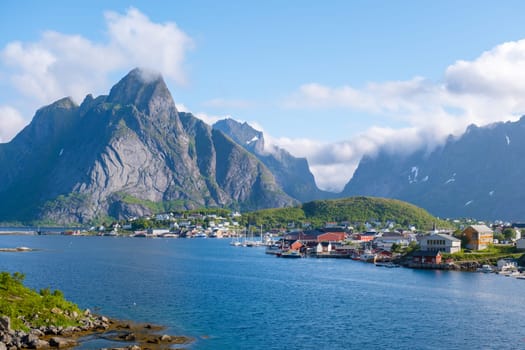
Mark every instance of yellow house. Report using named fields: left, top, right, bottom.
left=462, top=225, right=493, bottom=250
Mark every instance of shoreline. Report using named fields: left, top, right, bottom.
left=0, top=312, right=193, bottom=349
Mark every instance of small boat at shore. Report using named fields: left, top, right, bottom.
left=477, top=265, right=494, bottom=273
left=278, top=249, right=303, bottom=258
left=265, top=245, right=282, bottom=255
left=376, top=261, right=400, bottom=268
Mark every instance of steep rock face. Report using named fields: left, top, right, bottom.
left=343, top=117, right=525, bottom=221
left=0, top=68, right=296, bottom=224
left=213, top=118, right=334, bottom=202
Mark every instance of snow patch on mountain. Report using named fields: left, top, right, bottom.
left=444, top=173, right=456, bottom=184
left=246, top=136, right=259, bottom=144
left=408, top=166, right=419, bottom=184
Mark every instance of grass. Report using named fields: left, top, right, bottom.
left=0, top=272, right=84, bottom=331
left=442, top=245, right=523, bottom=265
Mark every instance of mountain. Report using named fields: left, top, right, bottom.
left=342, top=117, right=525, bottom=221
left=0, top=68, right=296, bottom=224
left=213, top=118, right=334, bottom=202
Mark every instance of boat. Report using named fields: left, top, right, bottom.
left=360, top=251, right=377, bottom=263
left=265, top=244, right=282, bottom=255
left=161, top=233, right=180, bottom=238
left=376, top=261, right=400, bottom=268
left=278, top=249, right=303, bottom=258
left=230, top=238, right=242, bottom=246
left=477, top=265, right=494, bottom=273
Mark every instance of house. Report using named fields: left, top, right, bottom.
left=411, top=250, right=442, bottom=264
left=317, top=232, right=346, bottom=243
left=497, top=258, right=518, bottom=271
left=516, top=238, right=525, bottom=250
left=316, top=242, right=332, bottom=254
left=419, top=233, right=461, bottom=253
left=374, top=232, right=410, bottom=251
left=462, top=225, right=493, bottom=250
left=290, top=240, right=304, bottom=251
left=283, top=230, right=320, bottom=244
left=355, top=232, right=376, bottom=242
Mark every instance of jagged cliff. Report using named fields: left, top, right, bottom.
left=213, top=118, right=334, bottom=202
left=0, top=68, right=296, bottom=224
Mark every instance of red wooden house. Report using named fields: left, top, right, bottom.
left=411, top=250, right=442, bottom=264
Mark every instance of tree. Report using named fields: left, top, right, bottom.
left=502, top=228, right=516, bottom=241
left=493, top=232, right=504, bottom=242
left=391, top=243, right=402, bottom=253
left=405, top=241, right=419, bottom=254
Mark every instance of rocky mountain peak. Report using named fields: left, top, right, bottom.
left=214, top=118, right=265, bottom=154
left=107, top=68, right=175, bottom=113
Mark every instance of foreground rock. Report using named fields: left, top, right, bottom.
left=0, top=315, right=192, bottom=349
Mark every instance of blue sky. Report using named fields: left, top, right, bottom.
left=2, top=1, right=525, bottom=190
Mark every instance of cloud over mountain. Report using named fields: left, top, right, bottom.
left=281, top=39, right=525, bottom=190
left=0, top=7, right=192, bottom=142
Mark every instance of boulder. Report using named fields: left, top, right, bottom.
left=26, top=337, right=49, bottom=349
left=160, top=334, right=172, bottom=342
left=49, top=337, right=78, bottom=348
left=0, top=317, right=10, bottom=332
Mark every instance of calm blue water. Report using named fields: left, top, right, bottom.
left=1, top=235, right=524, bottom=349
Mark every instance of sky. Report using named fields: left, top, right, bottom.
left=2, top=1, right=525, bottom=191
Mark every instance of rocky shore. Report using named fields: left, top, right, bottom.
left=0, top=311, right=191, bottom=349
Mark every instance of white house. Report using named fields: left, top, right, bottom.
left=419, top=233, right=461, bottom=253
left=516, top=238, right=525, bottom=250
left=374, top=232, right=410, bottom=251
left=316, top=242, right=332, bottom=254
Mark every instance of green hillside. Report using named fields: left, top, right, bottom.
left=242, top=196, right=448, bottom=231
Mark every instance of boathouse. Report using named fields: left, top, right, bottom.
left=411, top=250, right=442, bottom=265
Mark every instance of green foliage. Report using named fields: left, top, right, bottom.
left=131, top=217, right=153, bottom=230
left=494, top=232, right=505, bottom=242
left=116, top=192, right=190, bottom=214
left=442, top=245, right=522, bottom=265
left=503, top=228, right=516, bottom=240
left=242, top=196, right=448, bottom=231
left=405, top=241, right=419, bottom=254
left=41, top=193, right=90, bottom=213
left=240, top=207, right=306, bottom=229
left=391, top=243, right=402, bottom=253
left=0, top=272, right=84, bottom=331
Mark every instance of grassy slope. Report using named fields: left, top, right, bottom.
left=244, top=196, right=448, bottom=230
left=0, top=272, right=83, bottom=331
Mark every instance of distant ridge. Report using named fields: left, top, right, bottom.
left=343, top=117, right=525, bottom=221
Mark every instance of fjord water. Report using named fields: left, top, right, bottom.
left=1, top=236, right=524, bottom=349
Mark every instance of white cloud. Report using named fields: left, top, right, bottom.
left=0, top=106, right=26, bottom=143
left=280, top=38, right=525, bottom=190
left=193, top=112, right=234, bottom=126
left=105, top=8, right=193, bottom=85
left=0, top=7, right=193, bottom=123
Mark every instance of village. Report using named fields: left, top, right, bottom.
left=46, top=211, right=525, bottom=277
